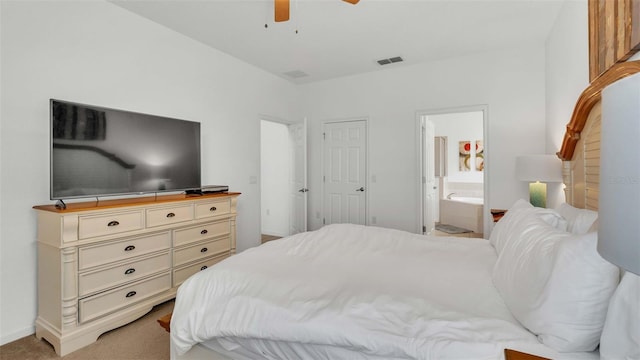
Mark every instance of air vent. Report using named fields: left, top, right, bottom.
left=376, top=56, right=404, bottom=66
left=283, top=70, right=309, bottom=79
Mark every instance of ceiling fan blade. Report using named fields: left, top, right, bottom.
left=275, top=0, right=290, bottom=22
left=342, top=0, right=360, bottom=4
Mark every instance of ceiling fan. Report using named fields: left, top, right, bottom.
left=274, top=0, right=359, bottom=22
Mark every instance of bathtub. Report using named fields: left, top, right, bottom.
left=439, top=196, right=484, bottom=234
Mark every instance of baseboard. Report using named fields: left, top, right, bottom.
left=0, top=325, right=35, bottom=346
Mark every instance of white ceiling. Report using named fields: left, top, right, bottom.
left=111, top=0, right=564, bottom=84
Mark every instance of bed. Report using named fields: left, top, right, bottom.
left=170, top=60, right=640, bottom=360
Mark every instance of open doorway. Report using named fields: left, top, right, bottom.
left=417, top=106, right=488, bottom=238
left=260, top=118, right=308, bottom=243
left=261, top=120, right=289, bottom=242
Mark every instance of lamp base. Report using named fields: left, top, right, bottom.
left=529, top=182, right=547, bottom=208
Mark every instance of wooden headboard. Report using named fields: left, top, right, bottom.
left=557, top=60, right=640, bottom=210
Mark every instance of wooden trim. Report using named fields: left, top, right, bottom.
left=490, top=209, right=507, bottom=223
left=588, top=0, right=598, bottom=80
left=589, top=0, right=640, bottom=81
left=557, top=60, right=640, bottom=161
left=158, top=312, right=172, bottom=332
left=504, top=349, right=550, bottom=360
left=33, top=192, right=241, bottom=213
left=633, top=0, right=640, bottom=51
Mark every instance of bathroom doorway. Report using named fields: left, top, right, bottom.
left=416, top=106, right=488, bottom=238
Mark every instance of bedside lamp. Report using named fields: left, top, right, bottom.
left=597, top=70, right=640, bottom=360
left=515, top=155, right=562, bottom=208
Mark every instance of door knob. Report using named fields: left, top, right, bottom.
left=356, top=187, right=365, bottom=192
left=298, top=188, right=309, bottom=193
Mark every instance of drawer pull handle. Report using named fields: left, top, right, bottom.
left=210, top=206, right=217, bottom=212
left=107, top=221, right=120, bottom=227
left=200, top=247, right=208, bottom=253
left=124, top=245, right=136, bottom=252
left=124, top=268, right=136, bottom=275
left=200, top=265, right=208, bottom=271
left=166, top=212, right=176, bottom=218
left=125, top=291, right=137, bottom=298
left=200, top=229, right=208, bottom=235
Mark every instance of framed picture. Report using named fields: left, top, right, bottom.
left=475, top=140, right=484, bottom=171
left=459, top=141, right=471, bottom=171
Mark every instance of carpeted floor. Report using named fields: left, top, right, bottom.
left=0, top=300, right=174, bottom=360
left=261, top=234, right=281, bottom=244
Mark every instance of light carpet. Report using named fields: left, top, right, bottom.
left=0, top=300, right=174, bottom=360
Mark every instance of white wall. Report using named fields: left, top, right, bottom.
left=545, top=0, right=589, bottom=208
left=430, top=111, right=484, bottom=184
left=299, top=46, right=547, bottom=232
left=0, top=1, right=298, bottom=344
left=260, top=120, right=291, bottom=237
left=0, top=0, right=594, bottom=346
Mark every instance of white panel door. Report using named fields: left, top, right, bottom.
left=323, top=120, right=367, bottom=225
left=289, top=120, right=307, bottom=234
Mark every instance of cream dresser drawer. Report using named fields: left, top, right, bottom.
left=195, top=199, right=231, bottom=219
left=78, top=272, right=171, bottom=324
left=78, top=211, right=144, bottom=239
left=78, top=252, right=171, bottom=297
left=78, top=232, right=171, bottom=270
left=146, top=204, right=193, bottom=228
left=173, top=220, right=230, bottom=247
left=173, top=237, right=230, bottom=267
left=33, top=192, right=239, bottom=356
left=173, top=254, right=228, bottom=287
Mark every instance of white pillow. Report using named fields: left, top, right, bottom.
left=600, top=272, right=640, bottom=360
left=490, top=199, right=567, bottom=255
left=555, top=202, right=599, bottom=234
left=492, top=214, right=619, bottom=352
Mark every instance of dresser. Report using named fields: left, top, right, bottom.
left=32, top=192, right=240, bottom=356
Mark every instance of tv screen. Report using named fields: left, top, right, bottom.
left=50, top=99, right=201, bottom=200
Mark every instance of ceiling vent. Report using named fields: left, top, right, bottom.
left=283, top=70, right=309, bottom=79
left=377, top=56, right=404, bottom=66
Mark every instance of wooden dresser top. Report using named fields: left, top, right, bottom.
left=33, top=192, right=241, bottom=213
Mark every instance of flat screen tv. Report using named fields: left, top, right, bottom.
left=50, top=99, right=201, bottom=201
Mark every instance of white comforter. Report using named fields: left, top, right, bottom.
left=170, top=224, right=590, bottom=359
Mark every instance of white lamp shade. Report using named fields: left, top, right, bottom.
left=515, top=155, right=563, bottom=182
left=599, top=72, right=640, bottom=275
